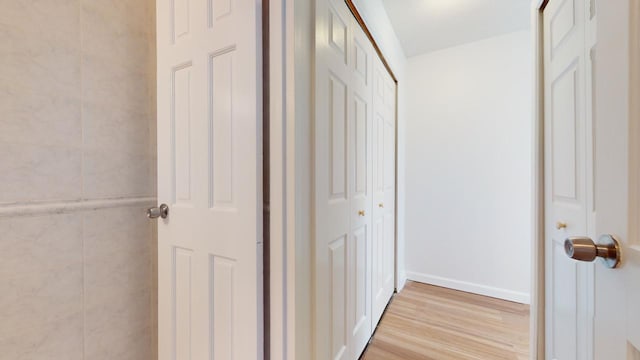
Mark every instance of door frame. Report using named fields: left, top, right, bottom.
left=265, top=0, right=294, bottom=359
left=630, top=0, right=640, bottom=250
left=268, top=0, right=551, bottom=359
left=266, top=0, right=401, bottom=358
left=531, top=1, right=547, bottom=359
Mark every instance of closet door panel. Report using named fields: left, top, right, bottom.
left=382, top=79, right=396, bottom=293
left=315, top=1, right=396, bottom=357
left=347, top=21, right=374, bottom=359
left=371, top=57, right=395, bottom=328
left=314, top=1, right=352, bottom=359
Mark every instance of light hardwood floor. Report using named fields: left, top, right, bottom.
left=361, top=281, right=529, bottom=360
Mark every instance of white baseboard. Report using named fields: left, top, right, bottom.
left=405, top=271, right=530, bottom=304
left=396, top=272, right=408, bottom=292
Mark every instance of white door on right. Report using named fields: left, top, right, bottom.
left=371, top=53, right=395, bottom=329
left=544, top=1, right=640, bottom=359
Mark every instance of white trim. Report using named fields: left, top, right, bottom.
left=530, top=1, right=545, bottom=359
left=397, top=271, right=407, bottom=291
left=406, top=271, right=531, bottom=305
left=630, top=0, right=640, bottom=250
left=284, top=0, right=297, bottom=356
left=269, top=0, right=306, bottom=358
left=269, top=0, right=287, bottom=358
left=0, top=197, right=156, bottom=217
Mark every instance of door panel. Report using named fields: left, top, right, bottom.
left=330, top=75, right=348, bottom=201
left=349, top=225, right=369, bottom=342
left=348, top=20, right=374, bottom=359
left=544, top=0, right=588, bottom=359
left=174, top=248, right=194, bottom=359
left=210, top=48, right=236, bottom=208
left=373, top=216, right=383, bottom=298
left=315, top=0, right=395, bottom=358
left=551, top=64, right=579, bottom=202
left=550, top=243, right=577, bottom=360
left=591, top=1, right=640, bottom=359
left=314, top=1, right=355, bottom=359
left=210, top=255, right=235, bottom=359
left=354, top=96, right=367, bottom=197
left=172, top=64, right=194, bottom=205
left=330, top=235, right=348, bottom=360
left=371, top=55, right=395, bottom=328
left=549, top=0, right=576, bottom=50
left=315, top=1, right=395, bottom=358
left=157, top=0, right=262, bottom=357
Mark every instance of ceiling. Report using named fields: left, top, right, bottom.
left=381, top=0, right=531, bottom=57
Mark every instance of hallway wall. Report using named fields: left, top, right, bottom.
left=0, top=1, right=157, bottom=358
left=404, top=30, right=533, bottom=303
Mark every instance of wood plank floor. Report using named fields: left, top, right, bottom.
left=360, top=281, right=530, bottom=360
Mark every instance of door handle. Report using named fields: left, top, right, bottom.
left=147, top=204, right=169, bottom=219
left=564, top=234, right=621, bottom=269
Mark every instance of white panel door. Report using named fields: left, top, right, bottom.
left=156, top=0, right=262, bottom=358
left=371, top=54, right=395, bottom=328
left=544, top=1, right=640, bottom=359
left=544, top=0, right=590, bottom=359
left=314, top=0, right=353, bottom=358
left=590, top=1, right=640, bottom=359
left=348, top=18, right=374, bottom=360
left=315, top=1, right=396, bottom=358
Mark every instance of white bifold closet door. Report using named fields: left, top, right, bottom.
left=314, top=0, right=396, bottom=359
left=371, top=48, right=396, bottom=329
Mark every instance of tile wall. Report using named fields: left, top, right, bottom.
left=0, top=0, right=157, bottom=358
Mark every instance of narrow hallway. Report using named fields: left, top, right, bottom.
left=361, top=282, right=530, bottom=360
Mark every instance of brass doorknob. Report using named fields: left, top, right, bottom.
left=358, top=210, right=365, bottom=217
left=378, top=203, right=384, bottom=208
left=564, top=234, right=621, bottom=269
left=556, top=221, right=568, bottom=230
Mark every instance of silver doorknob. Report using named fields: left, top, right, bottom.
left=147, top=204, right=169, bottom=219
left=564, top=234, right=621, bottom=269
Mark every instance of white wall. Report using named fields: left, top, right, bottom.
left=351, top=0, right=409, bottom=289
left=405, top=30, right=533, bottom=303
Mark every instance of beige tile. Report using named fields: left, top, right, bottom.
left=80, top=0, right=155, bottom=199
left=0, top=143, right=83, bottom=204
left=0, top=213, right=83, bottom=360
left=82, top=103, right=151, bottom=155
left=80, top=0, right=153, bottom=141
left=83, top=148, right=153, bottom=198
left=0, top=0, right=82, bottom=204
left=0, top=0, right=81, bottom=146
left=83, top=205, right=154, bottom=360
